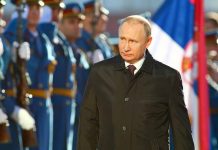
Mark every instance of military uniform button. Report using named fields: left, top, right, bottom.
left=53, top=36, right=59, bottom=44
left=122, top=126, right=126, bottom=131
left=39, top=102, right=43, bottom=106
left=38, top=83, right=43, bottom=88
left=124, top=97, right=129, bottom=102
left=66, top=101, right=70, bottom=105
left=66, top=82, right=70, bottom=87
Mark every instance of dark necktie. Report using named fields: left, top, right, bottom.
left=127, top=65, right=136, bottom=76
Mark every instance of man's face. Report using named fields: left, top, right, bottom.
left=60, top=17, right=82, bottom=41
left=95, top=14, right=108, bottom=35
left=84, top=13, right=94, bottom=25
left=83, top=13, right=95, bottom=33
left=27, top=4, right=41, bottom=26
left=52, top=8, right=63, bottom=22
left=118, top=22, right=152, bottom=64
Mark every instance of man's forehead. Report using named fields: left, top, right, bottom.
left=119, top=22, right=144, bottom=32
left=121, top=21, right=144, bottom=28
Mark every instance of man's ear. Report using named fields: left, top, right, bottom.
left=145, top=36, right=152, bottom=48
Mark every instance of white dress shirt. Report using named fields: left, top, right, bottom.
left=125, top=56, right=145, bottom=75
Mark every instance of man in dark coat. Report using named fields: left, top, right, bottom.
left=77, top=15, right=194, bottom=150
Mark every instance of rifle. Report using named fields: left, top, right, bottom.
left=83, top=0, right=103, bottom=64
left=15, top=0, right=37, bottom=147
left=0, top=100, right=10, bottom=144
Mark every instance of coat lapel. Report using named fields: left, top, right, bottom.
left=112, top=50, right=155, bottom=96
left=113, top=49, right=154, bottom=75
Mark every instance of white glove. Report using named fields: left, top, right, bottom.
left=11, top=106, right=35, bottom=130
left=18, top=42, right=31, bottom=60
left=92, top=49, right=104, bottom=64
left=0, top=108, right=8, bottom=124
left=0, top=38, right=3, bottom=56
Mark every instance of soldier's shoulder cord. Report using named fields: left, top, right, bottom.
left=99, top=33, right=114, bottom=51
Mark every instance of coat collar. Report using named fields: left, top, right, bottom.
left=114, top=49, right=154, bottom=74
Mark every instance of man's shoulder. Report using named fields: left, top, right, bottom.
left=93, top=56, right=117, bottom=68
left=91, top=56, right=118, bottom=73
left=38, top=22, right=56, bottom=33
left=87, top=56, right=117, bottom=80
left=38, top=23, right=57, bottom=41
left=152, top=59, right=180, bottom=77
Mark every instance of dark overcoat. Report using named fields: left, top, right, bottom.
left=77, top=50, right=194, bottom=150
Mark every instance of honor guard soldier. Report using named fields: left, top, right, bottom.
left=94, top=3, right=114, bottom=59
left=205, top=12, right=218, bottom=149
left=0, top=0, right=10, bottom=146
left=75, top=0, right=105, bottom=64
left=206, top=30, right=218, bottom=150
left=4, top=0, right=56, bottom=150
left=0, top=0, right=34, bottom=149
left=38, top=0, right=65, bottom=41
left=39, top=1, right=77, bottom=150
left=205, top=12, right=218, bottom=148
left=57, top=2, right=90, bottom=150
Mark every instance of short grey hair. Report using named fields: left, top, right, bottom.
left=119, top=15, right=152, bottom=38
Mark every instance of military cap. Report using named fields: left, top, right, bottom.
left=205, top=12, right=218, bottom=26
left=0, top=0, right=6, bottom=6
left=83, top=0, right=109, bottom=15
left=11, top=0, right=44, bottom=6
left=43, top=0, right=65, bottom=9
left=63, top=2, right=85, bottom=20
